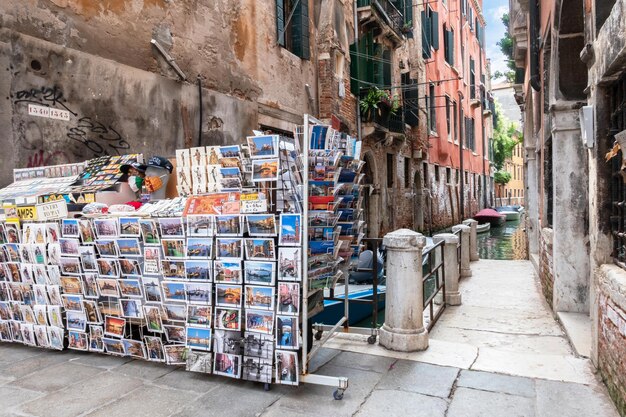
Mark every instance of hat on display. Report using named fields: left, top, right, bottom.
left=120, top=161, right=148, bottom=174
left=147, top=156, right=173, bottom=173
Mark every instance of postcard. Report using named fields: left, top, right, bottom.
left=244, top=261, right=275, bottom=286
left=47, top=285, right=62, bottom=305
left=277, top=247, right=302, bottom=281
left=97, top=258, right=119, bottom=278
left=95, top=239, right=119, bottom=257
left=119, top=258, right=141, bottom=277
left=79, top=246, right=98, bottom=272
left=59, top=238, right=80, bottom=256
left=187, top=305, right=211, bottom=327
left=215, top=215, right=242, bottom=236
left=278, top=282, right=300, bottom=315
left=162, top=239, right=186, bottom=259
left=66, top=311, right=87, bottom=331
left=243, top=332, right=274, bottom=359
left=143, top=247, right=161, bottom=275
left=279, top=214, right=301, bottom=246
left=102, top=337, right=126, bottom=355
left=164, top=324, right=186, bottom=344
left=245, top=285, right=274, bottom=311
left=276, top=315, right=299, bottom=350
left=190, top=146, right=207, bottom=166
left=21, top=323, right=36, bottom=346
left=246, top=309, right=274, bottom=335
left=145, top=336, right=165, bottom=362
left=214, top=307, right=241, bottom=331
left=32, top=305, right=47, bottom=325
left=123, top=339, right=146, bottom=359
left=96, top=278, right=119, bottom=298
left=183, top=193, right=237, bottom=216
left=186, top=351, right=212, bottom=373
left=116, top=238, right=142, bottom=257
left=142, top=277, right=162, bottom=303
left=187, top=215, right=214, bottom=237
left=163, top=303, right=187, bottom=322
left=185, top=260, right=212, bottom=281
left=59, top=257, right=82, bottom=275
left=120, top=299, right=143, bottom=319
left=94, top=219, right=119, bottom=238
left=186, top=238, right=212, bottom=259
left=62, top=294, right=84, bottom=312
left=68, top=330, right=88, bottom=351
left=186, top=326, right=212, bottom=351
left=247, top=135, right=278, bottom=159
left=215, top=284, right=241, bottom=308
left=60, top=275, right=82, bottom=294
left=275, top=350, right=299, bottom=385
left=119, top=217, right=141, bottom=237
left=214, top=260, right=242, bottom=283
left=48, top=326, right=64, bottom=350
left=83, top=300, right=102, bottom=324
left=215, top=238, right=243, bottom=259
left=104, top=315, right=125, bottom=338
left=251, top=159, right=279, bottom=182
left=242, top=357, right=273, bottom=383
left=61, top=219, right=80, bottom=238
left=186, top=282, right=212, bottom=304
left=161, top=281, right=187, bottom=303
left=213, top=329, right=242, bottom=354
left=162, top=260, right=187, bottom=280
left=213, top=352, right=241, bottom=379
left=77, top=220, right=96, bottom=244
left=118, top=279, right=143, bottom=298
left=88, top=336, right=103, bottom=352
left=246, top=214, right=277, bottom=236
left=159, top=217, right=185, bottom=238
left=164, top=345, right=186, bottom=365
left=139, top=219, right=161, bottom=245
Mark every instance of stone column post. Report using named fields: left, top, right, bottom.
left=434, top=233, right=461, bottom=305
left=379, top=228, right=428, bottom=352
left=452, top=224, right=472, bottom=278
left=462, top=219, right=479, bottom=262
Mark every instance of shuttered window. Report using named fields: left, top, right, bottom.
left=276, top=0, right=310, bottom=60
left=421, top=7, right=439, bottom=58
left=444, top=26, right=454, bottom=66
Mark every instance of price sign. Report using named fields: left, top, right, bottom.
left=240, top=199, right=268, bottom=214
left=240, top=193, right=259, bottom=201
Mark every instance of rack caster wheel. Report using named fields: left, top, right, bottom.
left=314, top=331, right=323, bottom=341
left=367, top=335, right=377, bottom=344
left=333, top=389, right=344, bottom=400
left=264, top=383, right=271, bottom=392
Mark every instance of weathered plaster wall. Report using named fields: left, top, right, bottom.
left=0, top=30, right=257, bottom=186
left=540, top=227, right=554, bottom=308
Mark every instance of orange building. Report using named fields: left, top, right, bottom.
left=422, top=0, right=494, bottom=229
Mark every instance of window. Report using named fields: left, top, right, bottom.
left=456, top=169, right=459, bottom=183
left=446, top=167, right=451, bottom=184
left=404, top=158, right=411, bottom=188
left=421, top=7, right=439, bottom=59
left=445, top=96, right=451, bottom=140
left=276, top=0, right=310, bottom=59
left=429, top=83, right=437, bottom=133
left=434, top=165, right=440, bottom=182
left=465, top=171, right=469, bottom=184
left=453, top=101, right=458, bottom=143
left=444, top=26, right=455, bottom=66
left=423, top=162, right=429, bottom=187
left=387, top=153, right=395, bottom=188
left=470, top=57, right=476, bottom=99
left=465, top=117, right=475, bottom=151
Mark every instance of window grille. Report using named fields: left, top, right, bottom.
left=610, top=73, right=626, bottom=265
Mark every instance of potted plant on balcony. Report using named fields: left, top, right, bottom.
left=360, top=87, right=400, bottom=124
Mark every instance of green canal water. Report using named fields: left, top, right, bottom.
left=352, top=218, right=528, bottom=328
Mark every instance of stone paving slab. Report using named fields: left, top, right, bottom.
left=0, top=386, right=45, bottom=413
left=0, top=350, right=75, bottom=379
left=447, top=387, right=536, bottom=417
left=13, top=361, right=103, bottom=393
left=535, top=379, right=621, bottom=417
left=326, top=351, right=396, bottom=374
left=354, top=389, right=448, bottom=417
left=457, top=370, right=536, bottom=398
left=376, top=360, right=459, bottom=398
left=17, top=371, right=144, bottom=417
left=151, top=368, right=224, bottom=394
left=109, top=359, right=177, bottom=381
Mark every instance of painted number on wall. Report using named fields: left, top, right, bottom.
left=28, top=104, right=71, bottom=121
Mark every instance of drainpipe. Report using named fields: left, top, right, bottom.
left=458, top=1, right=465, bottom=220
left=479, top=42, right=487, bottom=209
left=354, top=0, right=362, bottom=142
left=197, top=76, right=203, bottom=147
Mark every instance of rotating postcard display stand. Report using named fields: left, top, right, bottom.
left=0, top=116, right=352, bottom=398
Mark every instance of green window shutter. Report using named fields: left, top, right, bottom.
left=373, top=43, right=384, bottom=86
left=276, top=0, right=285, bottom=46
left=403, top=0, right=413, bottom=26
left=431, top=11, right=439, bottom=50
left=450, top=29, right=455, bottom=66
left=421, top=10, right=431, bottom=59
left=383, top=49, right=392, bottom=86
left=292, top=0, right=310, bottom=59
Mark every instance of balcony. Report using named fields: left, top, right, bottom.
left=357, top=0, right=405, bottom=47
left=510, top=0, right=529, bottom=67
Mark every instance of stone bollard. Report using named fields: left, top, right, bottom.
left=463, top=219, right=479, bottom=262
left=434, top=233, right=461, bottom=305
left=452, top=224, right=472, bottom=278
left=379, top=229, right=429, bottom=352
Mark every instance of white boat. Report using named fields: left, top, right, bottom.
left=495, top=206, right=521, bottom=221
left=477, top=223, right=491, bottom=233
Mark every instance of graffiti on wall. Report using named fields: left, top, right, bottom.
left=12, top=85, right=129, bottom=167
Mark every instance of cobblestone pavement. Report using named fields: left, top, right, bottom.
left=0, top=260, right=620, bottom=416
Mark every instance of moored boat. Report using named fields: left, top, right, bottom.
left=476, top=222, right=491, bottom=233
left=495, top=206, right=521, bottom=221
left=474, top=208, right=505, bottom=226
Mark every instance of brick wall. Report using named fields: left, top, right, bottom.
left=597, top=266, right=626, bottom=416
left=539, top=228, right=554, bottom=308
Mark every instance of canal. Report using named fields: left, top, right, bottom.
left=477, top=218, right=528, bottom=260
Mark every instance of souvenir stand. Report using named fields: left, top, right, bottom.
left=0, top=119, right=358, bottom=399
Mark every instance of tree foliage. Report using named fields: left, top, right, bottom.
left=494, top=171, right=512, bottom=185
left=492, top=13, right=516, bottom=81
left=492, top=103, right=521, bottom=172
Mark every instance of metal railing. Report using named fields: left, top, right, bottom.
left=357, top=0, right=404, bottom=37
left=422, top=240, right=446, bottom=331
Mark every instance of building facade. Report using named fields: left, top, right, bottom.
left=418, top=0, right=495, bottom=232
left=510, top=0, right=626, bottom=413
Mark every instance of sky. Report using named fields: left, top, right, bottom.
left=482, top=0, right=510, bottom=83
